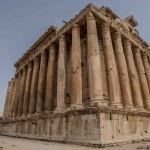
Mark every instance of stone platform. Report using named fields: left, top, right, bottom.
left=1, top=107, right=150, bottom=147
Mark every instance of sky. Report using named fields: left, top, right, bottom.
left=0, top=0, right=150, bottom=113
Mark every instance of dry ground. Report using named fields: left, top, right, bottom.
left=0, top=135, right=149, bottom=150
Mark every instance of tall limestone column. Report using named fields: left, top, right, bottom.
left=101, top=22, right=122, bottom=108
left=28, top=57, right=40, bottom=117
left=3, top=81, right=12, bottom=119
left=123, top=38, right=143, bottom=109
left=86, top=12, right=107, bottom=107
left=36, top=50, right=48, bottom=114
left=17, top=67, right=27, bottom=117
left=7, top=79, right=15, bottom=118
left=71, top=24, right=82, bottom=109
left=113, top=31, right=133, bottom=108
left=142, top=52, right=150, bottom=91
left=22, top=62, right=33, bottom=117
left=9, top=77, right=17, bottom=118
left=55, top=35, right=66, bottom=112
left=45, top=44, right=56, bottom=112
left=133, top=46, right=150, bottom=110
left=13, top=71, right=22, bottom=118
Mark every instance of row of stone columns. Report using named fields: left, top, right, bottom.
left=3, top=11, right=150, bottom=119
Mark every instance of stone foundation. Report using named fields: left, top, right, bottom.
left=1, top=108, right=150, bottom=147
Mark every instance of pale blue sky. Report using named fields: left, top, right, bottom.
left=0, top=0, right=150, bottom=112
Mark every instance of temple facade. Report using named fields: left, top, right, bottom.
left=1, top=3, right=150, bottom=147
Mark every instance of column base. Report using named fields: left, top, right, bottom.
left=21, top=115, right=27, bottom=119
left=67, top=104, right=83, bottom=111
left=89, top=97, right=108, bottom=107
left=109, top=103, right=123, bottom=109
left=27, top=113, right=33, bottom=118
left=54, top=107, right=66, bottom=113
left=123, top=105, right=134, bottom=110
left=135, top=106, right=144, bottom=111
left=44, top=111, right=53, bottom=115
left=33, top=112, right=44, bottom=117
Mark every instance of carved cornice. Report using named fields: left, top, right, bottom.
left=15, top=26, right=58, bottom=68
left=14, top=3, right=150, bottom=73
left=100, top=6, right=119, bottom=20
left=125, top=15, right=138, bottom=28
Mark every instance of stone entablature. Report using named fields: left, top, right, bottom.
left=14, top=3, right=150, bottom=74
left=2, top=3, right=150, bottom=147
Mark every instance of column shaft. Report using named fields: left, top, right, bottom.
left=45, top=44, right=56, bottom=112
left=36, top=50, right=48, bottom=114
left=134, top=47, right=150, bottom=110
left=22, top=62, right=33, bottom=116
left=142, top=52, right=150, bottom=91
left=13, top=72, right=22, bottom=118
left=87, top=12, right=106, bottom=107
left=28, top=57, right=40, bottom=116
left=17, top=67, right=27, bottom=117
left=71, top=24, right=82, bottom=108
left=113, top=31, right=133, bottom=108
left=101, top=22, right=121, bottom=108
left=7, top=79, right=15, bottom=118
left=9, top=78, right=17, bottom=118
left=56, top=35, right=66, bottom=112
left=3, top=81, right=12, bottom=118
left=123, top=39, right=143, bottom=109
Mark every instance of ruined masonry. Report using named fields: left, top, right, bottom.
left=1, top=3, right=150, bottom=147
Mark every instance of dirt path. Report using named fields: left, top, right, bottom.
left=0, top=135, right=149, bottom=150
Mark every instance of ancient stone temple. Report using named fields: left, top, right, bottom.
left=1, top=3, right=150, bottom=147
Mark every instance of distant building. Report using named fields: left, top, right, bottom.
left=1, top=3, right=150, bottom=147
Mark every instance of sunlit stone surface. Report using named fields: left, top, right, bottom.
left=1, top=3, right=150, bottom=147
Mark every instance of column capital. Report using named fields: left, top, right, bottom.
left=113, top=31, right=121, bottom=40
left=28, top=61, right=33, bottom=68
left=59, top=34, right=65, bottom=41
left=23, top=67, right=27, bottom=72
left=123, top=37, right=130, bottom=45
left=49, top=44, right=56, bottom=56
left=15, top=74, right=18, bottom=78
left=72, top=24, right=80, bottom=31
left=141, top=51, right=148, bottom=60
left=101, top=21, right=109, bottom=31
left=34, top=56, right=40, bottom=64
left=86, top=11, right=95, bottom=20
left=133, top=46, right=141, bottom=53
left=19, top=70, right=23, bottom=76
left=49, top=43, right=56, bottom=49
left=41, top=49, right=48, bottom=58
